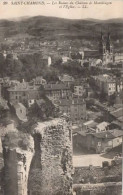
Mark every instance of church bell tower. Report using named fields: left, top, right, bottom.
left=106, top=32, right=113, bottom=54
left=99, top=32, right=106, bottom=61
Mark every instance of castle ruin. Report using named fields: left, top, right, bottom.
left=2, top=117, right=73, bottom=195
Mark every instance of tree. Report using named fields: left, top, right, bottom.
left=28, top=96, right=57, bottom=121
left=0, top=54, right=5, bottom=77
left=42, top=67, right=59, bottom=82
left=0, top=104, right=10, bottom=126
left=108, top=93, right=116, bottom=106
left=18, top=96, right=59, bottom=134
left=38, top=85, right=45, bottom=98
left=0, top=104, right=7, bottom=119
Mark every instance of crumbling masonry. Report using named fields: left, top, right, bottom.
left=2, top=117, right=73, bottom=195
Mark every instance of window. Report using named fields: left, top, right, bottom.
left=98, top=142, right=101, bottom=146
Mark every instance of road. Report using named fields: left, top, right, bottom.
left=73, top=154, right=112, bottom=167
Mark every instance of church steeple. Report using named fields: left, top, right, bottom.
left=100, top=32, right=104, bottom=42
left=98, top=32, right=114, bottom=64
left=106, top=32, right=111, bottom=52
left=99, top=32, right=106, bottom=54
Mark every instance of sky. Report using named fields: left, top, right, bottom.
left=0, top=0, right=123, bottom=20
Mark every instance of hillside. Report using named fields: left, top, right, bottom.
left=0, top=16, right=123, bottom=41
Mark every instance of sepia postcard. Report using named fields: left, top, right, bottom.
left=0, top=0, right=123, bottom=194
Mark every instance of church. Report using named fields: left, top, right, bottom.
left=99, top=32, right=114, bottom=65
left=63, top=32, right=123, bottom=66
left=79, top=32, right=115, bottom=66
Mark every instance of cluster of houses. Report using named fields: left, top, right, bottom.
left=0, top=74, right=90, bottom=125
left=71, top=75, right=123, bottom=155
left=73, top=123, right=123, bottom=154
left=0, top=74, right=122, bottom=155
left=73, top=100, right=123, bottom=154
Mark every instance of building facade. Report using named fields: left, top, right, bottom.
left=114, top=53, right=123, bottom=63
left=91, top=74, right=116, bottom=96
left=59, top=97, right=86, bottom=124
left=74, top=85, right=85, bottom=97
left=7, top=82, right=40, bottom=104
left=73, top=130, right=123, bottom=153
left=44, top=83, right=71, bottom=101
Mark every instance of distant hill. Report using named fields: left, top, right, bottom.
left=85, top=18, right=123, bottom=23
left=0, top=16, right=123, bottom=41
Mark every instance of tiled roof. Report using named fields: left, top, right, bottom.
left=111, top=121, right=122, bottom=128
left=117, top=116, right=123, bottom=122
left=13, top=103, right=26, bottom=110
left=44, top=83, right=70, bottom=91
left=96, top=122, right=109, bottom=129
left=84, top=120, right=98, bottom=128
left=12, top=103, right=27, bottom=122
left=59, top=74, right=74, bottom=82
left=110, top=107, right=123, bottom=118
left=8, top=82, right=39, bottom=92
left=92, top=130, right=123, bottom=139
left=110, top=130, right=123, bottom=138
left=93, top=131, right=114, bottom=139
left=93, top=74, right=116, bottom=83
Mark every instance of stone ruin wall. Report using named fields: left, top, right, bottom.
left=29, top=117, right=73, bottom=195
left=2, top=134, right=34, bottom=195
left=2, top=117, right=73, bottom=195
